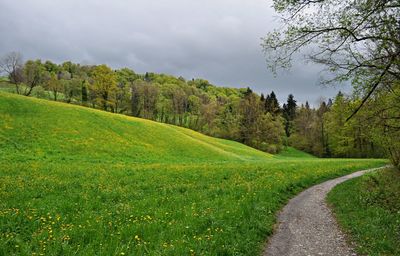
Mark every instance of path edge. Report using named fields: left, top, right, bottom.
left=261, top=165, right=390, bottom=256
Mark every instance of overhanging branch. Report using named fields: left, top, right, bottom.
left=346, top=63, right=392, bottom=121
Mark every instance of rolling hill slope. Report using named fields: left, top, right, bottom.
left=0, top=91, right=386, bottom=255
left=0, top=92, right=271, bottom=163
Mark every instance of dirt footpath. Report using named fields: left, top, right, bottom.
left=263, top=167, right=384, bottom=256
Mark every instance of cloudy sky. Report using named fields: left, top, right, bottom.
left=0, top=0, right=349, bottom=104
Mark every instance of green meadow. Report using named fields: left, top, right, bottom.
left=0, top=92, right=386, bottom=255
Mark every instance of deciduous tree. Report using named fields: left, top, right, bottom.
left=0, top=52, right=24, bottom=94
left=91, top=65, right=117, bottom=111
left=23, top=60, right=45, bottom=96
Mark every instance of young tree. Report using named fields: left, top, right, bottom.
left=239, top=90, right=261, bottom=146
left=316, top=101, right=330, bottom=157
left=131, top=80, right=143, bottom=117
left=258, top=113, right=285, bottom=153
left=91, top=65, right=117, bottom=111
left=325, top=92, right=351, bottom=157
left=171, top=88, right=188, bottom=125
left=114, top=82, right=130, bottom=113
left=289, top=103, right=313, bottom=151
left=43, top=72, right=62, bottom=101
left=200, top=100, right=218, bottom=134
left=187, top=95, right=201, bottom=128
left=0, top=52, right=24, bottom=94
left=23, top=60, right=45, bottom=96
left=142, top=84, right=159, bottom=119
left=115, top=68, right=137, bottom=113
left=130, top=81, right=159, bottom=119
left=62, top=78, right=82, bottom=103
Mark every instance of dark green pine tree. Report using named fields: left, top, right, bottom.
left=260, top=93, right=265, bottom=103
left=282, top=94, right=297, bottom=137
left=265, top=91, right=280, bottom=115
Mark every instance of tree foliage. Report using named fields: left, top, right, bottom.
left=23, top=60, right=45, bottom=96
left=91, top=65, right=117, bottom=111
left=290, top=92, right=385, bottom=158
left=263, top=0, right=399, bottom=165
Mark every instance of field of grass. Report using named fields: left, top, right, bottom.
left=0, top=82, right=15, bottom=94
left=0, top=92, right=387, bottom=255
left=0, top=82, right=68, bottom=101
left=328, top=167, right=400, bottom=256
left=275, top=146, right=316, bottom=159
left=0, top=76, right=9, bottom=82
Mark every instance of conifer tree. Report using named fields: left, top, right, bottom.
left=282, top=94, right=297, bottom=137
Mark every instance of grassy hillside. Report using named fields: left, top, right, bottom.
left=0, top=92, right=270, bottom=164
left=0, top=92, right=387, bottom=255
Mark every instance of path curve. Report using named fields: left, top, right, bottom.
left=263, top=167, right=385, bottom=256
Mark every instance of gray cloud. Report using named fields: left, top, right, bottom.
left=0, top=0, right=349, bottom=105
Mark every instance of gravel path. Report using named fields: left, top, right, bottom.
left=263, top=167, right=384, bottom=256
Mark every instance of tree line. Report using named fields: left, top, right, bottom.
left=262, top=0, right=399, bottom=167
left=0, top=52, right=389, bottom=158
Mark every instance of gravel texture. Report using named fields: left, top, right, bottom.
left=263, top=167, right=384, bottom=256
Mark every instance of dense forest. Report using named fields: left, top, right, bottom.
left=0, top=53, right=388, bottom=158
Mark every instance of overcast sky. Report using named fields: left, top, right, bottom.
left=0, top=0, right=349, bottom=105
